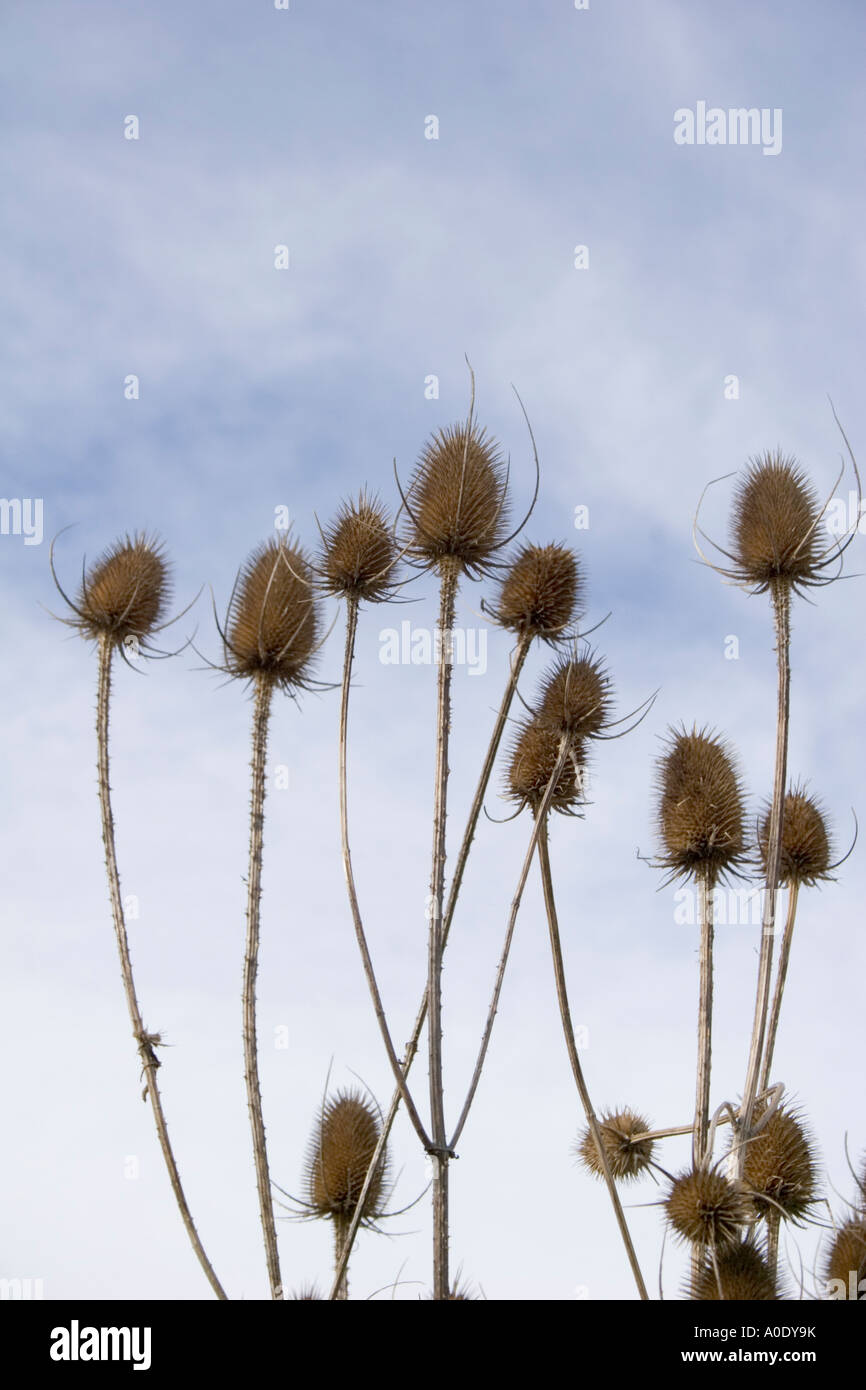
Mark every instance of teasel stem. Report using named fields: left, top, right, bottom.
left=760, top=883, right=799, bottom=1096
left=693, top=869, right=716, bottom=1167
left=328, top=631, right=532, bottom=1300
left=95, top=634, right=227, bottom=1300
left=536, top=817, right=649, bottom=1300
left=736, top=580, right=791, bottom=1178
left=449, top=734, right=571, bottom=1152
left=428, top=556, right=460, bottom=1301
left=243, top=672, right=282, bottom=1299
left=766, top=1210, right=781, bottom=1281
left=332, top=1217, right=350, bottom=1302
left=337, top=596, right=431, bottom=1149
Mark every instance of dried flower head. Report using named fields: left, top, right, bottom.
left=304, top=1088, right=389, bottom=1229
left=728, top=452, right=823, bottom=594
left=319, top=492, right=397, bottom=603
left=537, top=651, right=612, bottom=741
left=692, top=1241, right=779, bottom=1300
left=490, top=542, right=583, bottom=642
left=758, top=787, right=833, bottom=887
left=825, top=1220, right=866, bottom=1293
left=223, top=537, right=320, bottom=690
left=741, top=1103, right=818, bottom=1221
left=506, top=718, right=585, bottom=816
left=656, top=726, right=747, bottom=883
left=53, top=532, right=171, bottom=652
left=665, top=1166, right=753, bottom=1250
left=576, top=1109, right=655, bottom=1183
left=403, top=422, right=509, bottom=574
left=289, top=1284, right=323, bottom=1300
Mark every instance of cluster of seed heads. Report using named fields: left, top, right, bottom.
left=576, top=1110, right=655, bottom=1183
left=223, top=537, right=320, bottom=690
left=656, top=726, right=747, bottom=883
left=491, top=540, right=583, bottom=641
left=741, top=1104, right=817, bottom=1222
left=758, top=788, right=833, bottom=887
left=58, top=532, right=170, bottom=652
left=404, top=422, right=510, bottom=574
left=304, top=1088, right=389, bottom=1230
left=691, top=1241, right=779, bottom=1301
left=665, top=1167, right=753, bottom=1251
left=728, top=452, right=822, bottom=594
left=319, top=493, right=397, bottom=604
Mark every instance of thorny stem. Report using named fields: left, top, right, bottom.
left=736, top=581, right=791, bottom=1179
left=328, top=631, right=532, bottom=1300
left=449, top=735, right=571, bottom=1151
left=244, top=673, right=283, bottom=1299
left=766, top=1210, right=780, bottom=1282
left=95, top=634, right=227, bottom=1300
left=760, top=882, right=800, bottom=1096
left=693, top=870, right=715, bottom=1166
left=429, top=558, right=459, bottom=1301
left=332, top=1218, right=349, bottom=1301
left=536, top=818, right=649, bottom=1301
left=337, top=597, right=431, bottom=1148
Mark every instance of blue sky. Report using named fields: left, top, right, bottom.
left=2, top=0, right=864, bottom=1300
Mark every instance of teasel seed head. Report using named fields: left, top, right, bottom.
left=665, top=1166, right=753, bottom=1250
left=691, top=1241, right=780, bottom=1300
left=505, top=718, right=585, bottom=816
left=65, top=532, right=170, bottom=651
left=537, top=650, right=613, bottom=741
left=491, top=541, right=583, bottom=642
left=319, top=492, right=397, bottom=604
left=825, top=1219, right=866, bottom=1293
left=741, top=1102, right=818, bottom=1222
left=289, top=1284, right=323, bottom=1300
left=404, top=421, right=509, bottom=575
left=576, top=1109, right=655, bottom=1183
left=223, top=536, right=320, bottom=690
left=304, top=1087, right=389, bottom=1229
left=758, top=787, right=833, bottom=887
left=729, top=451, right=822, bottom=594
left=656, top=726, right=747, bottom=883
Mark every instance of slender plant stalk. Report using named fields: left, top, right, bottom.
left=333, top=1219, right=349, bottom=1301
left=328, top=632, right=532, bottom=1300
left=536, top=818, right=649, bottom=1300
left=693, top=870, right=715, bottom=1166
left=449, top=736, right=571, bottom=1151
left=736, top=580, right=791, bottom=1177
left=766, top=1210, right=780, bottom=1281
left=96, top=634, right=227, bottom=1300
left=428, top=557, right=459, bottom=1300
left=337, top=596, right=431, bottom=1146
left=243, top=672, right=283, bottom=1299
left=760, top=882, right=800, bottom=1095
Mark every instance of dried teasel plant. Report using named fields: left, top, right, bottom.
left=576, top=1109, right=656, bottom=1184
left=738, top=1099, right=818, bottom=1279
left=665, top=1165, right=754, bottom=1253
left=217, top=534, right=323, bottom=1301
left=49, top=532, right=226, bottom=1299
left=691, top=1240, right=780, bottom=1301
left=824, top=1219, right=866, bottom=1298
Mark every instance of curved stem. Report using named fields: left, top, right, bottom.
left=243, top=673, right=282, bottom=1299
left=328, top=631, right=531, bottom=1300
left=736, top=581, right=791, bottom=1178
left=760, top=882, right=800, bottom=1095
left=338, top=597, right=431, bottom=1148
left=536, top=818, right=649, bottom=1301
left=693, top=870, right=715, bottom=1166
left=96, top=634, right=227, bottom=1300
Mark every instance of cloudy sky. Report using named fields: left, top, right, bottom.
left=2, top=0, right=864, bottom=1301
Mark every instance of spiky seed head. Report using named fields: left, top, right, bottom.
left=825, top=1220, right=866, bottom=1293
left=405, top=422, right=509, bottom=573
left=289, top=1284, right=323, bottom=1300
left=493, top=542, right=583, bottom=642
left=73, top=533, right=170, bottom=648
left=304, top=1088, right=389, bottom=1227
left=656, top=726, right=747, bottom=883
left=741, top=1104, right=818, bottom=1221
left=729, top=451, right=822, bottom=593
left=537, top=652, right=612, bottom=741
left=758, top=788, right=833, bottom=887
left=319, top=493, right=396, bottom=603
left=665, top=1167, right=753, bottom=1250
left=506, top=718, right=584, bottom=815
left=692, top=1241, right=780, bottom=1300
left=576, top=1109, right=654, bottom=1183
left=224, top=537, right=319, bottom=690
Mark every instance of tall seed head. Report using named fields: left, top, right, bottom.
left=665, top=1167, right=753, bottom=1250
left=825, top=1220, right=866, bottom=1293
left=304, top=1088, right=389, bottom=1227
left=537, top=651, right=612, bottom=741
left=729, top=451, right=822, bottom=593
left=656, top=726, right=747, bottom=882
left=758, top=788, right=832, bottom=887
left=319, top=493, right=396, bottom=603
left=224, top=537, right=319, bottom=690
left=576, top=1109, right=654, bottom=1183
left=74, top=533, right=170, bottom=648
left=506, top=718, right=584, bottom=816
left=692, top=1241, right=780, bottom=1300
left=493, top=542, right=583, bottom=642
left=405, top=422, right=509, bottom=573
left=741, top=1103, right=818, bottom=1221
